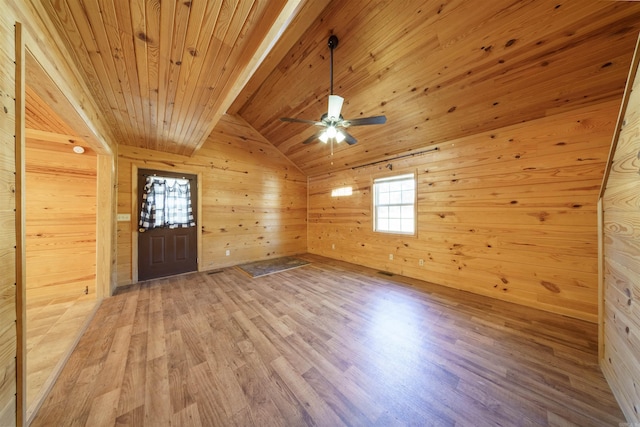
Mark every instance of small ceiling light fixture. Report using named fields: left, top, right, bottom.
left=72, top=146, right=85, bottom=154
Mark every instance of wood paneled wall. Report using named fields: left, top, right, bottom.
left=309, top=100, right=619, bottom=322
left=0, top=8, right=17, bottom=426
left=601, top=44, right=640, bottom=423
left=1, top=1, right=119, bottom=422
left=116, top=114, right=307, bottom=285
left=25, top=135, right=97, bottom=307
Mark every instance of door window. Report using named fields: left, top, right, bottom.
left=139, top=176, right=196, bottom=230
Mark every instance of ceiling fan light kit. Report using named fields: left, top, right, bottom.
left=319, top=125, right=345, bottom=144
left=280, top=34, right=386, bottom=148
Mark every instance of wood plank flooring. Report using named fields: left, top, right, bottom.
left=26, top=297, right=97, bottom=421
left=31, top=255, right=625, bottom=426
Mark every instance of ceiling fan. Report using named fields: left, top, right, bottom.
left=280, top=35, right=387, bottom=146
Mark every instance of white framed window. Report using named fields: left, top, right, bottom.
left=373, top=173, right=416, bottom=234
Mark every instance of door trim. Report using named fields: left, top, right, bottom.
left=15, top=21, right=26, bottom=427
left=131, top=164, right=202, bottom=283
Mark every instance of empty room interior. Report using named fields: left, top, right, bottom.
left=2, top=0, right=640, bottom=426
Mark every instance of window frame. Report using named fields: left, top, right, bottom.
left=372, top=172, right=417, bottom=236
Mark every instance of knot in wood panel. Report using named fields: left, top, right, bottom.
left=540, top=280, right=561, bottom=293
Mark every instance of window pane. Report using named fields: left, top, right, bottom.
left=389, top=191, right=402, bottom=204
left=402, top=219, right=414, bottom=233
left=377, top=206, right=389, bottom=219
left=389, top=181, right=402, bottom=191
left=389, top=218, right=401, bottom=231
left=401, top=190, right=414, bottom=204
left=378, top=218, right=389, bottom=231
left=140, top=177, right=194, bottom=230
left=389, top=206, right=401, bottom=218
left=401, top=205, right=414, bottom=219
left=379, top=192, right=390, bottom=205
left=402, top=180, right=414, bottom=191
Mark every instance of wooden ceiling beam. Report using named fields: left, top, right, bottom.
left=188, top=0, right=310, bottom=155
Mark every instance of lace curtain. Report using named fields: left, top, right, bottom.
left=139, top=176, right=196, bottom=230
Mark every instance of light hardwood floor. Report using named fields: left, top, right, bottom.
left=26, top=298, right=97, bottom=420
left=32, top=255, right=624, bottom=426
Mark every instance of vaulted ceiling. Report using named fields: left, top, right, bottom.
left=28, top=0, right=640, bottom=176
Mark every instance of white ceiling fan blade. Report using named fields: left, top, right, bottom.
left=327, top=95, right=344, bottom=120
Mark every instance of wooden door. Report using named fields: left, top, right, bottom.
left=138, top=169, right=198, bottom=281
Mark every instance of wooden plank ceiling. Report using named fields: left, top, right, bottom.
left=33, top=0, right=640, bottom=176
left=34, top=0, right=308, bottom=155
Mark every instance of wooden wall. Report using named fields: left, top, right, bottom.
left=0, top=8, right=17, bottom=426
left=117, top=114, right=307, bottom=285
left=309, top=100, right=619, bottom=322
left=1, top=1, right=119, bottom=423
left=25, top=134, right=97, bottom=307
left=601, top=46, right=640, bottom=423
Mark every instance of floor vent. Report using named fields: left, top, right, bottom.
left=378, top=271, right=394, bottom=276
left=208, top=269, right=224, bottom=275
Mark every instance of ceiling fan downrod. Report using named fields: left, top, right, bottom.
left=328, top=35, right=338, bottom=95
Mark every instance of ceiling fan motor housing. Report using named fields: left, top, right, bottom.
left=328, top=34, right=339, bottom=50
